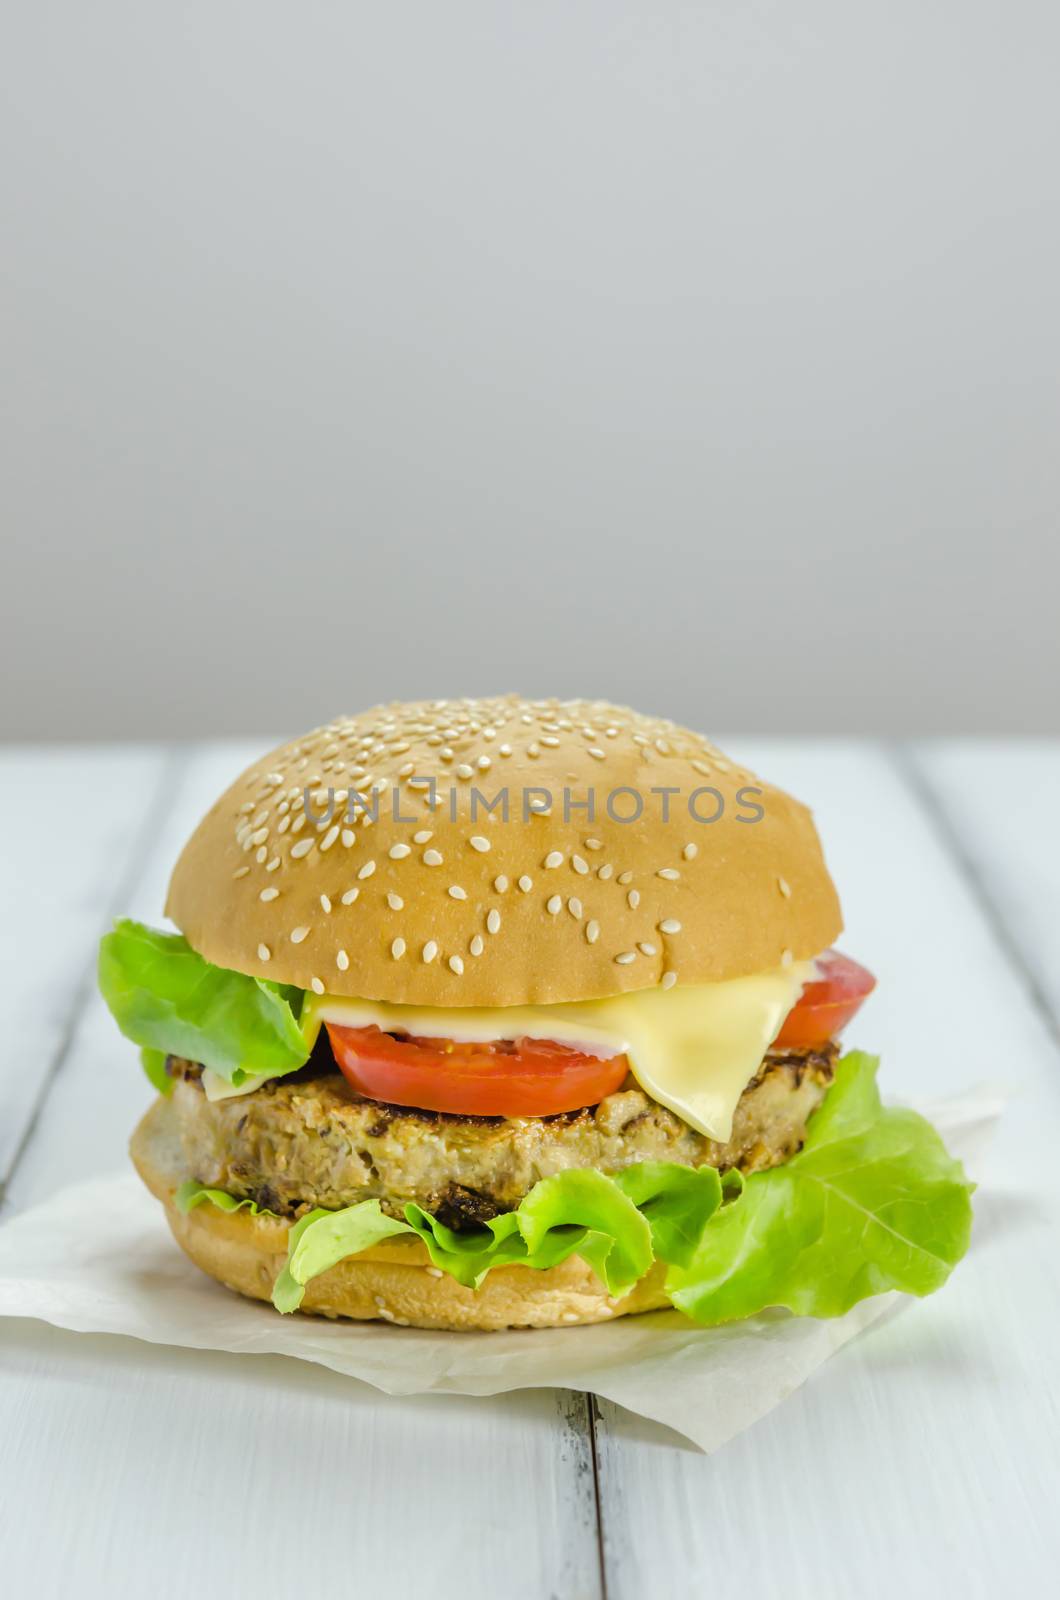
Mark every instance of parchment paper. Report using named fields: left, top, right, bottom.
left=0, top=1088, right=1002, bottom=1451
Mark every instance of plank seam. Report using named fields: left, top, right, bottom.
left=588, top=1393, right=610, bottom=1600
left=891, top=740, right=1060, bottom=1057
left=0, top=743, right=189, bottom=1208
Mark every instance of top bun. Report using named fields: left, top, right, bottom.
left=166, top=696, right=841, bottom=1007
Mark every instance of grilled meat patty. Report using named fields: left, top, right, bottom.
left=167, top=1044, right=836, bottom=1226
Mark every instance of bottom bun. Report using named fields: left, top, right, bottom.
left=130, top=1095, right=670, bottom=1331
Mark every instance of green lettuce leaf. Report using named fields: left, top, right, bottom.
left=272, top=1201, right=417, bottom=1314
left=175, top=1179, right=279, bottom=1218
left=406, top=1168, right=656, bottom=1295
left=270, top=1166, right=686, bottom=1311
left=665, top=1052, right=975, bottom=1323
left=611, top=1161, right=724, bottom=1268
left=98, top=919, right=310, bottom=1086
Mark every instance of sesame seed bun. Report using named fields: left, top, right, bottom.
left=131, top=1095, right=668, bottom=1330
left=165, top=696, right=841, bottom=1006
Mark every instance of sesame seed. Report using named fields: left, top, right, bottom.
left=584, top=838, right=603, bottom=850
left=255, top=846, right=267, bottom=864
left=259, top=887, right=279, bottom=902
left=290, top=838, right=314, bottom=859
left=518, top=875, right=533, bottom=892
left=232, top=865, right=250, bottom=879
left=455, top=764, right=474, bottom=779
left=358, top=860, right=376, bottom=879
left=638, top=941, right=658, bottom=956
left=251, top=827, right=269, bottom=846
left=341, top=829, right=356, bottom=847
left=561, top=1312, right=580, bottom=1323
left=778, top=876, right=792, bottom=898
left=544, top=851, right=564, bottom=869
left=413, top=829, right=433, bottom=844
left=469, top=836, right=491, bottom=853
left=389, top=843, right=411, bottom=859
left=587, top=747, right=605, bottom=760
left=499, top=743, right=513, bottom=757
left=391, top=938, right=407, bottom=960
left=547, top=894, right=562, bottom=914
left=597, top=864, right=613, bottom=880
left=448, top=885, right=467, bottom=900
left=425, top=1266, right=443, bottom=1279
left=658, top=868, right=680, bottom=881
left=571, top=854, right=588, bottom=875
left=661, top=970, right=677, bottom=990
left=540, top=735, right=560, bottom=748
left=387, top=891, right=404, bottom=910
left=449, top=954, right=464, bottom=975
left=422, top=941, right=438, bottom=964
left=617, top=871, right=633, bottom=885
left=340, top=887, right=359, bottom=905
left=627, top=889, right=640, bottom=910
left=257, top=943, right=271, bottom=961
left=469, top=934, right=484, bottom=957
left=290, top=926, right=310, bottom=944
left=568, top=897, right=583, bottom=918
left=320, top=824, right=339, bottom=852
left=423, top=849, right=443, bottom=866
left=487, top=909, right=501, bottom=934
left=334, top=949, right=350, bottom=972
left=659, top=918, right=682, bottom=934
left=615, top=951, right=637, bottom=965
left=683, top=843, right=698, bottom=861
left=477, top=756, right=491, bottom=771
left=320, top=894, right=332, bottom=913
left=266, top=856, right=280, bottom=873
left=310, top=976, right=325, bottom=995
left=586, top=920, right=600, bottom=944
left=493, top=874, right=509, bottom=893
left=781, top=948, right=794, bottom=968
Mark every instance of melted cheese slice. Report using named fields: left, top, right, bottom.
left=282, top=962, right=814, bottom=1142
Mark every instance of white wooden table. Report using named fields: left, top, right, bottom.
left=1, top=738, right=1058, bottom=1598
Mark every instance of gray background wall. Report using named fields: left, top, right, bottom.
left=2, top=2, right=1057, bottom=740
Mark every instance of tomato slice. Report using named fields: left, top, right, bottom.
left=772, top=949, right=876, bottom=1049
left=325, top=1024, right=630, bottom=1117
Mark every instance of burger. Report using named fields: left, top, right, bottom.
left=98, top=696, right=972, bottom=1330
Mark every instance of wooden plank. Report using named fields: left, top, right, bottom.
left=0, top=741, right=603, bottom=1600
left=592, top=740, right=1060, bottom=1599
left=0, top=745, right=171, bottom=1190
left=0, top=1320, right=599, bottom=1600
left=905, top=738, right=1060, bottom=1034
